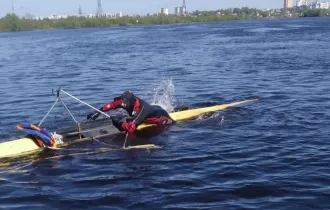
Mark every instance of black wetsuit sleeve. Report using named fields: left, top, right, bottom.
left=132, top=104, right=149, bottom=126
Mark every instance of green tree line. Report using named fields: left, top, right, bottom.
left=0, top=13, right=248, bottom=32
left=1, top=7, right=329, bottom=32
left=192, top=7, right=269, bottom=17
left=302, top=9, right=330, bottom=17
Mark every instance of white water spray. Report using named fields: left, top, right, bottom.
left=150, top=78, right=175, bottom=112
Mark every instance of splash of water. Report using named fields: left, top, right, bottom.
left=196, top=112, right=223, bottom=121
left=150, top=78, right=175, bottom=112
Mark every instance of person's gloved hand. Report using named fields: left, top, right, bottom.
left=87, top=108, right=104, bottom=121
left=121, top=121, right=136, bottom=133
left=112, top=117, right=126, bottom=132
left=87, top=111, right=100, bottom=121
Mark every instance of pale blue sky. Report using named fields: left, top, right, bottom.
left=1, top=0, right=290, bottom=17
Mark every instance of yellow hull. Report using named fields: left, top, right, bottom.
left=0, top=99, right=256, bottom=158
left=0, top=138, right=42, bottom=158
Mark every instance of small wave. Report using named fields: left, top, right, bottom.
left=283, top=24, right=307, bottom=28
left=247, top=27, right=285, bottom=33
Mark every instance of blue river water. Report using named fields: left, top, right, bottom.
left=1, top=17, right=330, bottom=209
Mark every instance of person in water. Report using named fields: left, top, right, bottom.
left=87, top=91, right=175, bottom=133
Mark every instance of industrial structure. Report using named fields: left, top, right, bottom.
left=12, top=0, right=15, bottom=14
left=78, top=4, right=82, bottom=16
left=96, top=0, right=103, bottom=17
left=174, top=0, right=187, bottom=16
left=174, top=7, right=180, bottom=15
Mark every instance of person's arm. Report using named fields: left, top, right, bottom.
left=102, top=98, right=122, bottom=111
left=87, top=98, right=122, bottom=121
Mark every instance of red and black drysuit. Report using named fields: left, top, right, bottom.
left=87, top=91, right=175, bottom=133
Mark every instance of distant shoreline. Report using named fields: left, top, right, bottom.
left=0, top=14, right=250, bottom=33
left=1, top=8, right=329, bottom=33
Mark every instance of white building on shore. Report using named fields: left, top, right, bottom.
left=296, top=0, right=308, bottom=7
left=309, top=1, right=330, bottom=9
left=48, top=14, right=68, bottom=19
left=160, top=8, right=169, bottom=15
left=116, top=12, right=123, bottom=18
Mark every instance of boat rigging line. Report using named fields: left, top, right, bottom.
left=39, top=88, right=112, bottom=127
